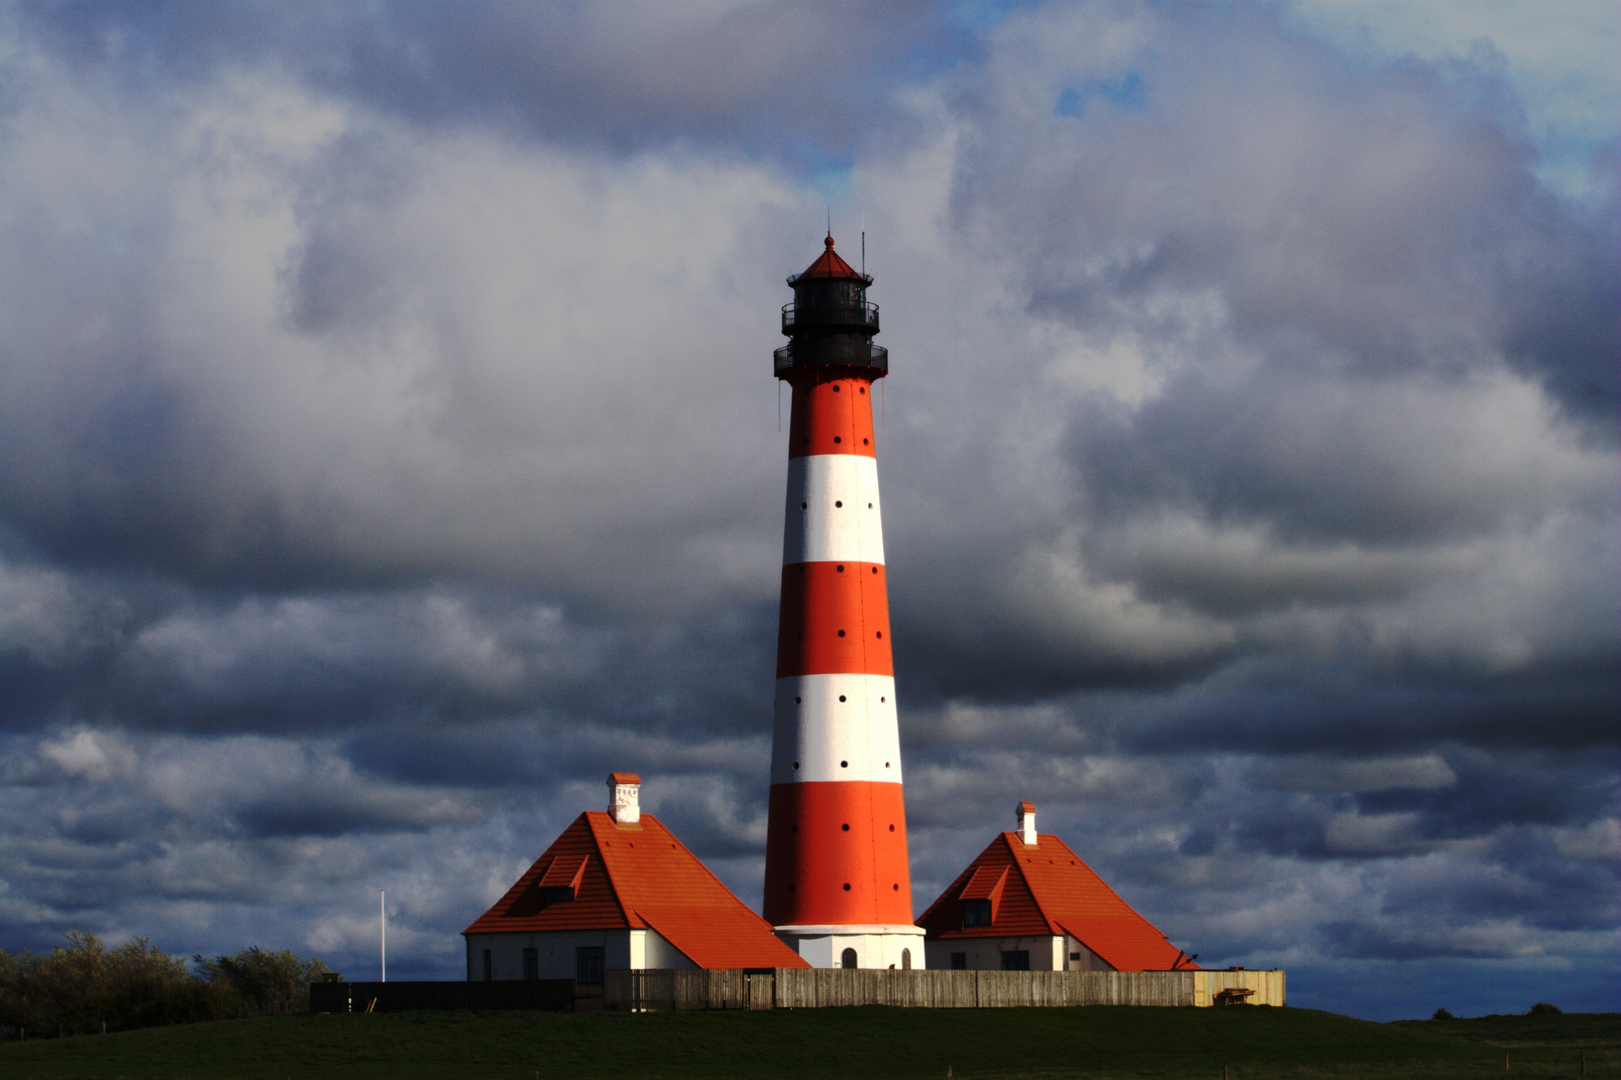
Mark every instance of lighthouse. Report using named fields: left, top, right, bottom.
left=762, top=234, right=925, bottom=970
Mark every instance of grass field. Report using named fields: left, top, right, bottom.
left=1, top=1006, right=1615, bottom=1079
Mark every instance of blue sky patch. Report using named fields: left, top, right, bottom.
left=1057, top=71, right=1148, bottom=119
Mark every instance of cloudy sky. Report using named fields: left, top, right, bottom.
left=0, top=1, right=1614, bottom=1022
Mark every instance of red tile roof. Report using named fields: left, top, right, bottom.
left=608, top=772, right=641, bottom=785
left=464, top=811, right=809, bottom=970
left=795, top=234, right=865, bottom=282
left=916, top=832, right=1196, bottom=972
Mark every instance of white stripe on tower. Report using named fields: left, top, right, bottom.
left=782, top=455, right=885, bottom=566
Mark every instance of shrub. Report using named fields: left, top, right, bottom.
left=0, top=931, right=224, bottom=1037
left=1431, top=1007, right=1453, bottom=1020
left=0, top=932, right=342, bottom=1038
left=194, top=947, right=338, bottom=1016
left=1528, top=1002, right=1562, bottom=1015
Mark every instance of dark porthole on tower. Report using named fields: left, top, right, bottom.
left=834, top=436, right=842, bottom=443
left=835, top=500, right=843, bottom=507
left=841, top=761, right=849, bottom=768
left=838, top=695, right=847, bottom=702
left=843, top=883, right=851, bottom=891
left=842, top=823, right=850, bottom=830
left=838, top=630, right=846, bottom=637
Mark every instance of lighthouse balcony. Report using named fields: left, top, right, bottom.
left=782, top=301, right=879, bottom=335
left=774, top=341, right=888, bottom=376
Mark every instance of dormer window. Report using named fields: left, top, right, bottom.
left=961, top=899, right=992, bottom=927
left=535, top=853, right=588, bottom=906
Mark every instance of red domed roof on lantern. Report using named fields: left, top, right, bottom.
left=792, top=233, right=868, bottom=284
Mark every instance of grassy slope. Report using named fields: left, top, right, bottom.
left=1, top=1007, right=1616, bottom=1079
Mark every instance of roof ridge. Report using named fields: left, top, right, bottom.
left=585, top=810, right=640, bottom=928
left=999, top=831, right=1062, bottom=934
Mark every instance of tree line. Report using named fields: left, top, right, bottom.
left=0, top=931, right=339, bottom=1039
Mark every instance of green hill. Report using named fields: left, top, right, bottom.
left=1, top=1005, right=1615, bottom=1079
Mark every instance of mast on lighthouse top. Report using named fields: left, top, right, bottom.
left=775, top=234, right=887, bottom=380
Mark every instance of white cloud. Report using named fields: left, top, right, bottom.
left=38, top=730, right=139, bottom=784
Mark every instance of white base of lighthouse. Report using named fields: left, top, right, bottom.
left=774, top=924, right=927, bottom=970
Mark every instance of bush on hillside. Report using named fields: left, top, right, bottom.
left=1528, top=1001, right=1562, bottom=1015
left=194, top=946, right=336, bottom=1015
left=1431, top=1007, right=1453, bottom=1020
left=0, top=932, right=341, bottom=1038
left=0, top=931, right=222, bottom=1037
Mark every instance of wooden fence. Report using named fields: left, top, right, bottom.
left=311, top=979, right=575, bottom=1013
left=605, top=968, right=1284, bottom=1011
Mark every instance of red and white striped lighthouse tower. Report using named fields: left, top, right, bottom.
left=762, top=235, right=924, bottom=970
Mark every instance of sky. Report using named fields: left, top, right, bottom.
left=0, top=0, right=1615, bottom=1023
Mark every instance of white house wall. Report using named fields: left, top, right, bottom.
left=1063, top=935, right=1113, bottom=971
left=925, top=935, right=1070, bottom=972
left=464, top=928, right=696, bottom=980
left=785, top=930, right=924, bottom=970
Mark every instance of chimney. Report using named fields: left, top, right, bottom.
left=608, top=772, right=641, bottom=824
left=1016, top=801, right=1036, bottom=846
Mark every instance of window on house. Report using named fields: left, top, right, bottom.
left=482, top=949, right=492, bottom=981
left=541, top=886, right=575, bottom=904
left=901, top=948, right=912, bottom=970
left=961, top=899, right=992, bottom=927
left=840, top=948, right=858, bottom=969
left=576, top=946, right=604, bottom=985
left=1000, top=950, right=1030, bottom=971
left=950, top=952, right=967, bottom=970
left=522, top=948, right=539, bottom=981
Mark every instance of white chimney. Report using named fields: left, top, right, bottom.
left=608, top=772, right=641, bottom=824
left=1016, top=801, right=1037, bottom=846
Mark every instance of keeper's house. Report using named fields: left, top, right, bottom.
left=464, top=774, right=808, bottom=982
left=917, top=802, right=1198, bottom=973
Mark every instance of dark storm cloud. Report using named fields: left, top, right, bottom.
left=872, top=1, right=1618, bottom=712
left=15, top=0, right=949, bottom=164
left=948, top=7, right=1620, bottom=423
left=0, top=550, right=783, bottom=742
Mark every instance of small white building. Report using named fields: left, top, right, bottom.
left=464, top=774, right=808, bottom=982
left=916, top=802, right=1199, bottom=973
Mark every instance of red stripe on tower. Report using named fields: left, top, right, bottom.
left=763, top=235, right=924, bottom=970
